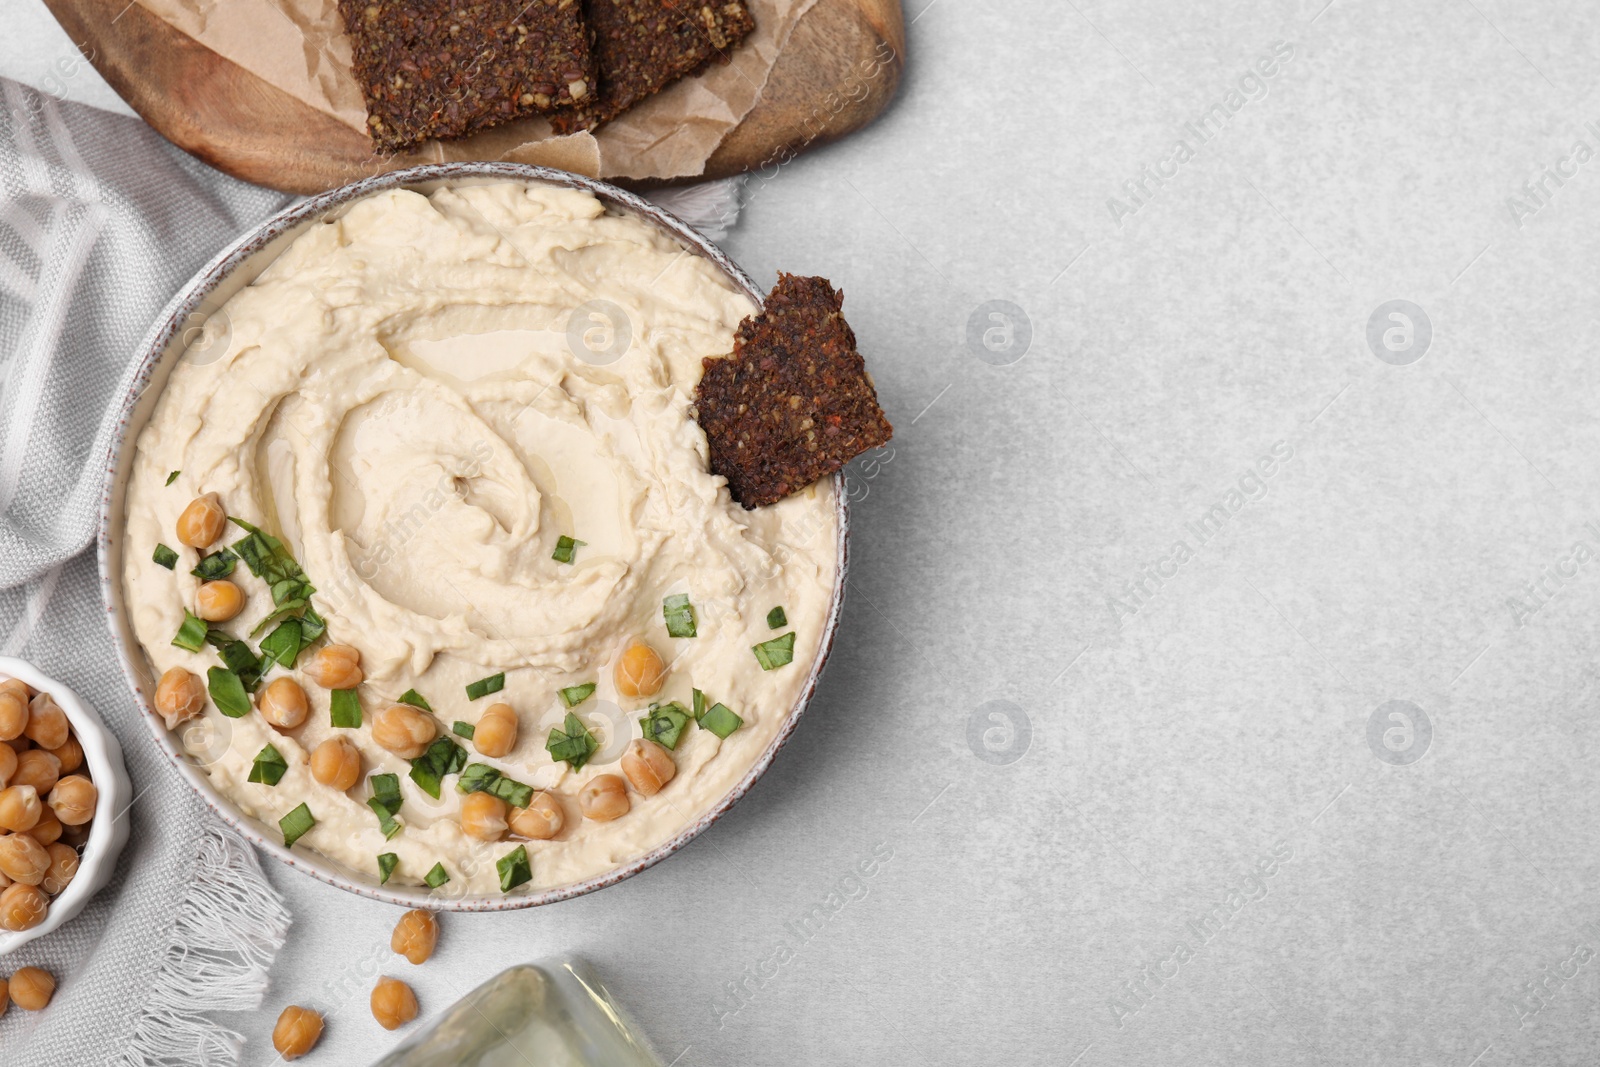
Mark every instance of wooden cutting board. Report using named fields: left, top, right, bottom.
left=41, top=0, right=904, bottom=194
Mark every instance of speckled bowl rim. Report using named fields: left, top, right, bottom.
left=0, top=656, right=133, bottom=953
left=96, top=162, right=849, bottom=912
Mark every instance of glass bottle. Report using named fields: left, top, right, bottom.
left=373, top=960, right=661, bottom=1067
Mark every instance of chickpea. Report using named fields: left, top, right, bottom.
left=310, top=738, right=361, bottom=791
left=0, top=679, right=28, bottom=703
left=195, top=579, right=245, bottom=622
left=272, top=1005, right=324, bottom=1060
left=12, top=750, right=59, bottom=795
left=0, top=744, right=15, bottom=790
left=0, top=974, right=7, bottom=1018
left=459, top=791, right=508, bottom=842
left=391, top=909, right=438, bottom=965
left=40, top=842, right=78, bottom=895
left=59, top=822, right=90, bottom=850
left=621, top=738, right=676, bottom=797
left=0, top=868, right=9, bottom=888
left=578, top=774, right=630, bottom=822
left=0, top=786, right=41, bottom=833
left=372, top=704, right=436, bottom=759
left=9, top=966, right=54, bottom=1010
left=614, top=640, right=666, bottom=700
left=23, top=694, right=69, bottom=750
left=27, top=809, right=61, bottom=847
left=508, top=791, right=564, bottom=840
left=474, top=702, right=518, bottom=758
left=46, top=736, right=83, bottom=774
left=371, top=976, right=418, bottom=1031
left=0, top=692, right=25, bottom=742
left=307, top=644, right=363, bottom=689
left=0, top=883, right=45, bottom=931
left=4, top=736, right=29, bottom=754
left=154, top=667, right=206, bottom=730
left=176, top=492, right=226, bottom=548
left=0, top=833, right=49, bottom=885
left=48, top=775, right=96, bottom=826
left=258, top=677, right=309, bottom=730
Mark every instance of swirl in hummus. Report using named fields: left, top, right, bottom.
left=120, top=182, right=838, bottom=895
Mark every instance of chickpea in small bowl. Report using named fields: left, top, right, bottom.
left=0, top=658, right=131, bottom=955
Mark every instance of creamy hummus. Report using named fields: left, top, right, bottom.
left=121, top=182, right=838, bottom=896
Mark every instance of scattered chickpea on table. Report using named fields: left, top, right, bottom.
left=371, top=975, right=419, bottom=1031
left=1, top=966, right=55, bottom=1013
left=271, top=1004, right=324, bottom=1060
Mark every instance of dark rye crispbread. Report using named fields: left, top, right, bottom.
left=548, top=0, right=756, bottom=134
left=340, top=0, right=597, bottom=151
left=695, top=274, right=893, bottom=509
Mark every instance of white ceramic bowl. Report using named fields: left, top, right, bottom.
left=0, top=657, right=132, bottom=954
left=97, top=163, right=849, bottom=912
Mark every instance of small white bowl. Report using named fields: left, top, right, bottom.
left=0, top=657, right=132, bottom=955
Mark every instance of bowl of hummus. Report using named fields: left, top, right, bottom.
left=97, top=164, right=847, bottom=909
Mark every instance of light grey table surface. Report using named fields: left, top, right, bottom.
left=9, top=1, right=1600, bottom=1064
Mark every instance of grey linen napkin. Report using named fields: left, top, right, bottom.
left=0, top=79, right=295, bottom=1065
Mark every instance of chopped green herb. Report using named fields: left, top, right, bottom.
left=191, top=549, right=237, bottom=581
left=545, top=711, right=598, bottom=770
left=300, top=606, right=327, bottom=645
left=639, top=702, right=691, bottom=750
left=408, top=737, right=468, bottom=799
left=229, top=517, right=321, bottom=641
left=230, top=518, right=315, bottom=603
left=398, top=689, right=433, bottom=712
left=377, top=852, right=399, bottom=884
left=248, top=744, right=288, bottom=786
left=752, top=632, right=796, bottom=670
left=766, top=606, right=788, bottom=629
left=330, top=688, right=362, bottom=728
left=165, top=470, right=180, bottom=486
left=663, top=593, right=697, bottom=638
left=552, top=535, right=586, bottom=564
left=497, top=845, right=532, bottom=892
left=465, top=673, right=505, bottom=701
left=248, top=599, right=309, bottom=639
left=211, top=636, right=265, bottom=691
left=489, top=775, right=534, bottom=810
left=366, top=799, right=402, bottom=839
left=408, top=765, right=440, bottom=800
left=369, top=773, right=403, bottom=813
left=424, top=862, right=450, bottom=889
left=457, top=763, right=534, bottom=809
left=279, top=803, right=315, bottom=848
left=409, top=767, right=441, bottom=799
left=258, top=618, right=303, bottom=670
left=700, top=702, right=744, bottom=739
left=153, top=543, right=179, bottom=570
left=692, top=688, right=707, bottom=722
left=452, top=720, right=476, bottom=740
left=559, top=683, right=596, bottom=708
left=207, top=667, right=252, bottom=718
left=457, top=762, right=498, bottom=793
left=367, top=773, right=404, bottom=838
left=172, top=611, right=209, bottom=652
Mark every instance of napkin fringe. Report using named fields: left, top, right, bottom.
left=644, top=176, right=746, bottom=243
left=111, top=824, right=291, bottom=1067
